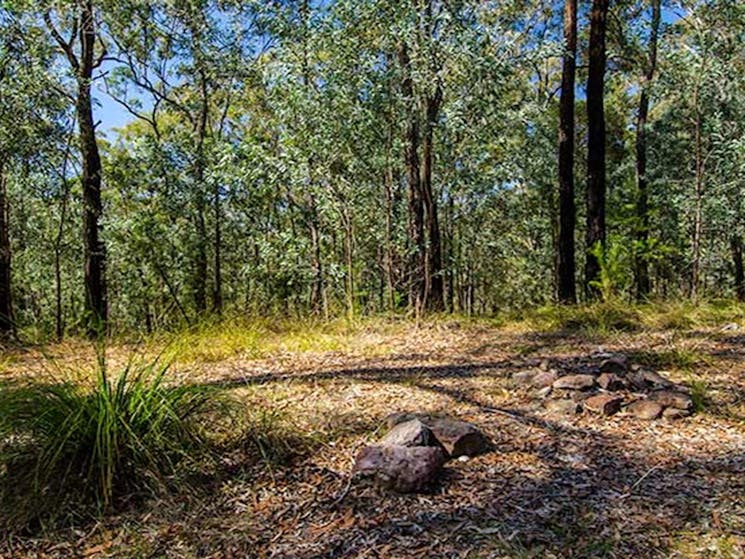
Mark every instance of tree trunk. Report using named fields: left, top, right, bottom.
left=731, top=235, right=745, bottom=301
left=77, top=1, right=107, bottom=337
left=634, top=0, right=661, bottom=301
left=584, top=0, right=610, bottom=299
left=213, top=180, right=223, bottom=314
left=421, top=87, right=445, bottom=312
left=0, top=160, right=13, bottom=338
left=691, top=83, right=704, bottom=301
left=398, top=42, right=425, bottom=316
left=557, top=0, right=577, bottom=304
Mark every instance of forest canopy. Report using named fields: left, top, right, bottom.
left=0, top=0, right=744, bottom=338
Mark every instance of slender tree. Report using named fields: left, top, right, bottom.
left=634, top=0, right=662, bottom=300
left=557, top=0, right=577, bottom=304
left=585, top=0, right=610, bottom=298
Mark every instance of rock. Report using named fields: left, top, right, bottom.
left=663, top=407, right=692, bottom=420
left=532, top=371, right=558, bottom=388
left=626, top=399, right=663, bottom=420
left=599, top=355, right=629, bottom=375
left=630, top=369, right=673, bottom=390
left=512, top=370, right=538, bottom=386
left=539, top=359, right=551, bottom=371
left=584, top=394, right=623, bottom=416
left=553, top=374, right=596, bottom=391
left=597, top=372, right=625, bottom=391
left=353, top=445, right=445, bottom=493
left=427, top=418, right=488, bottom=458
left=544, top=399, right=582, bottom=416
left=535, top=386, right=552, bottom=399
left=380, top=419, right=438, bottom=448
left=650, top=390, right=694, bottom=411
left=384, top=411, right=436, bottom=430
left=568, top=390, right=593, bottom=402
left=457, top=455, right=470, bottom=463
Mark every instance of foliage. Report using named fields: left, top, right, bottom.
left=0, top=357, right=221, bottom=527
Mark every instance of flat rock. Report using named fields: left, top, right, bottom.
left=597, top=372, right=625, bottom=391
left=532, top=371, right=558, bottom=388
left=427, top=418, right=488, bottom=458
left=626, top=400, right=663, bottom=420
left=650, top=390, right=693, bottom=411
left=553, top=374, right=596, bottom=391
left=353, top=445, right=446, bottom=493
left=535, top=386, right=552, bottom=399
left=544, top=399, right=582, bottom=416
left=663, top=407, right=692, bottom=420
left=584, top=394, right=623, bottom=416
left=380, top=419, right=438, bottom=448
left=599, top=355, right=629, bottom=375
left=384, top=412, right=437, bottom=430
left=630, top=369, right=674, bottom=390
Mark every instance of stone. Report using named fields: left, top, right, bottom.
left=380, top=419, right=438, bottom=448
left=599, top=355, right=629, bottom=376
left=626, top=400, right=663, bottom=420
left=597, top=372, right=625, bottom=391
left=539, top=359, right=551, bottom=371
left=353, top=445, right=446, bottom=493
left=535, top=386, right=553, bottom=399
left=584, top=394, right=623, bottom=416
left=427, top=418, right=488, bottom=458
left=630, top=369, right=674, bottom=390
left=384, top=411, right=436, bottom=430
left=512, top=370, right=538, bottom=386
left=650, top=390, right=694, bottom=411
left=544, top=399, right=582, bottom=416
left=663, top=407, right=692, bottom=420
left=531, top=371, right=558, bottom=388
left=553, top=374, right=596, bottom=391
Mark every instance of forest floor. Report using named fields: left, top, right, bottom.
left=1, top=305, right=745, bottom=558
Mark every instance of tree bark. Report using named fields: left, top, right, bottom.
left=557, top=0, right=577, bottom=304
left=691, top=82, right=704, bottom=301
left=731, top=235, right=745, bottom=301
left=77, top=1, right=107, bottom=337
left=421, top=86, right=444, bottom=311
left=634, top=0, right=661, bottom=301
left=0, top=160, right=13, bottom=338
left=398, top=42, right=425, bottom=316
left=584, top=0, right=610, bottom=299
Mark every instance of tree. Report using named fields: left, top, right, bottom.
left=585, top=0, right=610, bottom=298
left=557, top=0, right=577, bottom=304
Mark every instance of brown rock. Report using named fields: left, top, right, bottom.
left=553, top=374, right=596, bottom=391
left=584, top=394, right=623, bottom=416
left=663, top=407, right=692, bottom=420
left=626, top=400, right=663, bottom=420
left=384, top=412, right=437, bottom=430
left=630, top=369, right=674, bottom=390
left=544, top=399, right=582, bottom=416
left=599, top=355, right=629, bottom=375
left=427, top=418, right=488, bottom=458
left=353, top=445, right=446, bottom=493
left=597, top=373, right=625, bottom=391
left=650, top=390, right=694, bottom=411
left=380, top=419, right=438, bottom=448
left=532, top=371, right=558, bottom=388
left=535, top=386, right=552, bottom=399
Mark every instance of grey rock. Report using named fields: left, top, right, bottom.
left=544, top=399, right=582, bottom=416
left=380, top=419, right=438, bottom=448
left=626, top=399, right=663, bottom=420
left=353, top=445, right=446, bottom=493
left=584, top=394, right=624, bottom=416
left=512, top=370, right=539, bottom=386
left=650, top=390, right=694, bottom=411
left=599, top=355, right=629, bottom=375
left=532, top=371, right=559, bottom=388
left=535, top=386, right=553, bottom=399
left=663, top=407, right=692, bottom=420
left=427, top=418, right=489, bottom=458
left=553, top=374, right=596, bottom=391
left=597, top=372, right=625, bottom=391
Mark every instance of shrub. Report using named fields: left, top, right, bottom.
left=0, top=358, right=220, bottom=528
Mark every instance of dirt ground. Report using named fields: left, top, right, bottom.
left=1, top=320, right=744, bottom=558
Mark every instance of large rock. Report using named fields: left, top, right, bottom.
left=512, top=370, right=538, bottom=386
left=599, top=355, right=629, bottom=376
left=353, top=445, right=446, bottom=493
left=663, top=407, right=692, bottom=420
left=427, top=418, right=488, bottom=458
left=597, top=372, right=625, bottom=391
left=380, top=419, right=438, bottom=448
left=650, top=390, right=693, bottom=411
left=584, top=394, right=623, bottom=416
left=626, top=399, right=663, bottom=420
left=385, top=412, right=437, bottom=430
left=553, top=374, right=596, bottom=391
left=531, top=370, right=558, bottom=388
left=630, top=369, right=674, bottom=391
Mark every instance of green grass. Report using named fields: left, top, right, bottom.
left=0, top=357, right=223, bottom=529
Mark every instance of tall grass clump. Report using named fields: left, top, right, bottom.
left=0, top=358, right=221, bottom=528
